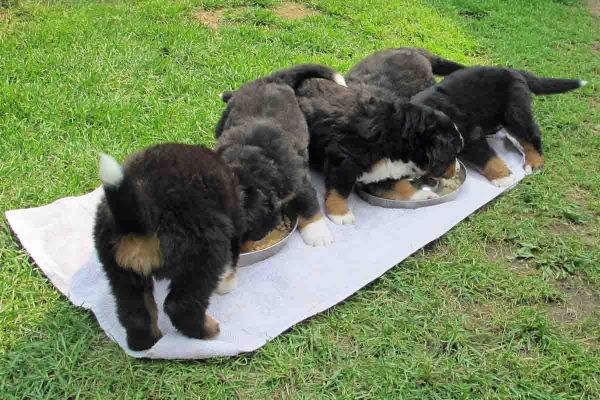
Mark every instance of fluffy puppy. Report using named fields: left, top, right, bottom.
left=412, top=67, right=586, bottom=186
left=296, top=79, right=464, bottom=224
left=94, top=144, right=243, bottom=351
left=346, top=47, right=465, bottom=102
left=216, top=64, right=347, bottom=246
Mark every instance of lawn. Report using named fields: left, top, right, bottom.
left=0, top=0, right=598, bottom=398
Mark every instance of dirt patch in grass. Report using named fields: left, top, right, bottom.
left=565, top=186, right=591, bottom=209
left=547, top=277, right=600, bottom=325
left=274, top=2, right=319, bottom=20
left=193, top=9, right=224, bottom=30
left=484, top=241, right=537, bottom=276
left=587, top=0, right=600, bottom=17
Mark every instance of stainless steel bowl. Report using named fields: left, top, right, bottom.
left=356, top=161, right=467, bottom=209
left=238, top=217, right=299, bottom=267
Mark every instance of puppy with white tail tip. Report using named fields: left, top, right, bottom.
left=411, top=67, right=586, bottom=186
left=94, top=144, right=244, bottom=351
left=216, top=64, right=347, bottom=247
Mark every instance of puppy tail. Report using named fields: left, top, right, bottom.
left=418, top=49, right=465, bottom=76
left=518, top=70, right=586, bottom=95
left=99, top=153, right=146, bottom=233
left=271, top=63, right=347, bottom=90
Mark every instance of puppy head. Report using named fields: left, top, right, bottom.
left=392, top=103, right=464, bottom=178
left=221, top=145, right=285, bottom=242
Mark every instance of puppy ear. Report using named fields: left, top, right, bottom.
left=354, top=96, right=389, bottom=140
left=360, top=96, right=380, bottom=118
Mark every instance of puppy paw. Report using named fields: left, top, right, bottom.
left=410, top=189, right=440, bottom=201
left=300, top=218, right=334, bottom=246
left=328, top=210, right=356, bottom=225
left=491, top=175, right=515, bottom=188
left=216, top=271, right=237, bottom=295
left=524, top=162, right=543, bottom=175
left=204, top=313, right=221, bottom=339
left=127, top=329, right=158, bottom=351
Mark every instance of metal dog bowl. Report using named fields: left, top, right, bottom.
left=238, top=217, right=298, bottom=267
left=356, top=161, right=467, bottom=209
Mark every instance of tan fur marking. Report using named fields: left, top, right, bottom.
left=115, top=234, right=162, bottom=275
left=143, top=290, right=162, bottom=340
left=325, top=189, right=349, bottom=216
left=204, top=312, right=221, bottom=338
left=376, top=179, right=417, bottom=200
left=483, top=157, right=511, bottom=180
left=519, top=140, right=545, bottom=171
left=442, top=161, right=457, bottom=178
left=298, top=212, right=323, bottom=229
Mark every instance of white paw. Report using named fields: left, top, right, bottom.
left=328, top=210, right=356, bottom=225
left=216, top=273, right=237, bottom=295
left=216, top=265, right=237, bottom=295
left=491, top=175, right=515, bottom=188
left=299, top=218, right=334, bottom=247
left=410, top=189, right=440, bottom=201
left=524, top=164, right=533, bottom=175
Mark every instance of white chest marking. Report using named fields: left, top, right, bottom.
left=357, top=158, right=425, bottom=184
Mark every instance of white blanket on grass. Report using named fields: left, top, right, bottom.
left=5, top=132, right=526, bottom=359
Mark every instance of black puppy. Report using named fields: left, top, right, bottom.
left=94, top=144, right=243, bottom=351
left=296, top=79, right=464, bottom=224
left=412, top=67, right=586, bottom=186
left=346, top=47, right=465, bottom=102
left=216, top=64, right=347, bottom=247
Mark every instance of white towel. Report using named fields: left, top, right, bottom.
left=5, top=132, right=526, bottom=359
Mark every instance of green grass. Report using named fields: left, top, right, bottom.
left=1, top=0, right=598, bottom=398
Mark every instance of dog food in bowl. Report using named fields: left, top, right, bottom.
left=238, top=215, right=298, bottom=267
left=356, top=160, right=467, bottom=209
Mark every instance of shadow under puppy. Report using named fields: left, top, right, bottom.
left=296, top=79, right=464, bottom=224
left=412, top=67, right=586, bottom=186
left=94, top=144, right=243, bottom=351
left=216, top=64, right=347, bottom=247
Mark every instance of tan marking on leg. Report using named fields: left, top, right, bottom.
left=204, top=312, right=221, bottom=338
left=298, top=212, right=323, bottom=229
left=483, top=157, right=511, bottom=181
left=325, top=189, right=349, bottom=216
left=518, top=140, right=545, bottom=171
left=143, top=290, right=162, bottom=340
left=115, top=234, right=162, bottom=275
left=375, top=179, right=417, bottom=200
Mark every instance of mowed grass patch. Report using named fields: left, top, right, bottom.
left=0, top=0, right=598, bottom=398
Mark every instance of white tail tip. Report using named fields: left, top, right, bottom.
left=579, top=80, right=587, bottom=87
left=99, top=153, right=124, bottom=187
left=333, top=73, right=347, bottom=87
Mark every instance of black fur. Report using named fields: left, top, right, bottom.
left=216, top=64, right=343, bottom=243
left=296, top=79, right=464, bottom=201
left=94, top=144, right=242, bottom=350
left=411, top=66, right=584, bottom=174
left=346, top=47, right=465, bottom=102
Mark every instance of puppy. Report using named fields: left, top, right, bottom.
left=216, top=64, right=347, bottom=246
left=346, top=47, right=465, bottom=102
left=94, top=144, right=243, bottom=351
left=296, top=79, right=464, bottom=224
left=412, top=66, right=586, bottom=186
